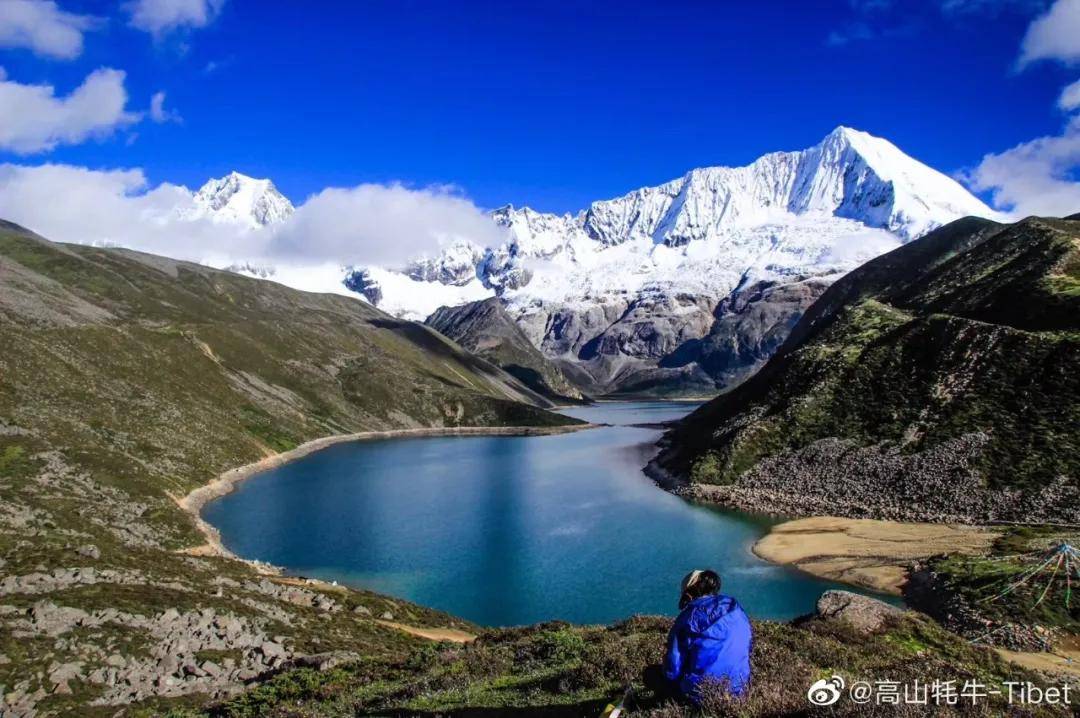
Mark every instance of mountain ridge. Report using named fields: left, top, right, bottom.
left=180, top=171, right=295, bottom=229
left=653, top=214, right=1080, bottom=523
left=370, top=127, right=1004, bottom=395
left=172, top=128, right=1006, bottom=397
left=425, top=298, right=586, bottom=403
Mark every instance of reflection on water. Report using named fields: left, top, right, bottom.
left=204, top=402, right=891, bottom=626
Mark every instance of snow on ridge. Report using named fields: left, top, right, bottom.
left=182, top=171, right=295, bottom=229
left=381, top=126, right=1001, bottom=318
left=168, top=127, right=1004, bottom=325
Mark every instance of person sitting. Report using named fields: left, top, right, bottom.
left=644, top=569, right=752, bottom=704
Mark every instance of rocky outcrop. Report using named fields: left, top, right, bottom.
left=426, top=298, right=585, bottom=402
left=815, top=590, right=902, bottom=633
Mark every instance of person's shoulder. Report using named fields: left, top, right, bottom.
left=715, top=594, right=751, bottom=619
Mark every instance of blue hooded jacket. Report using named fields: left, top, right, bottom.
left=663, top=593, right=752, bottom=702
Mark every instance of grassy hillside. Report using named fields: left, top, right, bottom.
left=180, top=611, right=1068, bottom=717
left=0, top=222, right=580, bottom=716
left=655, top=216, right=1080, bottom=523
left=426, top=297, right=586, bottom=403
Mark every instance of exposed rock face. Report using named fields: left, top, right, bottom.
left=425, top=298, right=584, bottom=402
left=661, top=278, right=834, bottom=393
left=343, top=267, right=383, bottom=304
left=815, top=590, right=902, bottom=633
left=657, top=215, right=1080, bottom=523
left=406, top=240, right=486, bottom=286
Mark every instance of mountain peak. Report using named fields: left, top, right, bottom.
left=802, top=126, right=1008, bottom=238
left=191, top=171, right=294, bottom=228
left=824, top=124, right=858, bottom=140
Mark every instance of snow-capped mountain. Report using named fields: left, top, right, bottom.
left=172, top=129, right=1002, bottom=395
left=352, top=127, right=1004, bottom=395
left=184, top=171, right=294, bottom=229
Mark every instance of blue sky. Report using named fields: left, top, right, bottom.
left=1, top=0, right=1077, bottom=214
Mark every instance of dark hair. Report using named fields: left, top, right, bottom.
left=679, top=569, right=721, bottom=610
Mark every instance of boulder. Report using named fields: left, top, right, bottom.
left=816, top=590, right=902, bottom=633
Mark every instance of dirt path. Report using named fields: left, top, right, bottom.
left=996, top=648, right=1080, bottom=679
left=753, top=516, right=999, bottom=594
left=375, top=620, right=476, bottom=643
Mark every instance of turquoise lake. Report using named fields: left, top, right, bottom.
left=203, top=402, right=886, bottom=626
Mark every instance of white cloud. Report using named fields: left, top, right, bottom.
left=149, top=91, right=182, bottom=123
left=0, top=68, right=140, bottom=154
left=269, top=183, right=506, bottom=267
left=0, top=165, right=505, bottom=296
left=966, top=117, right=1080, bottom=217
left=126, top=0, right=225, bottom=37
left=0, top=0, right=100, bottom=60
left=0, top=163, right=257, bottom=261
left=1018, top=0, right=1080, bottom=67
left=1060, top=78, right=1080, bottom=111
left=963, top=0, right=1080, bottom=217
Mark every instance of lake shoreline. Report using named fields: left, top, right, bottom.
left=750, top=516, right=999, bottom=595
left=642, top=454, right=997, bottom=597
left=177, top=423, right=599, bottom=566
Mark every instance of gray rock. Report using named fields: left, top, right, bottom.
left=48, top=661, right=84, bottom=694
left=75, top=544, right=100, bottom=560
left=259, top=641, right=286, bottom=660
left=292, top=651, right=357, bottom=672
left=816, top=590, right=902, bottom=633
left=426, top=298, right=584, bottom=402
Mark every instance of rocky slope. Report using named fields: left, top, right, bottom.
left=357, top=127, right=1002, bottom=396
left=653, top=214, right=1080, bottom=523
left=425, top=298, right=585, bottom=403
left=182, top=598, right=1067, bottom=717
left=0, top=220, right=579, bottom=716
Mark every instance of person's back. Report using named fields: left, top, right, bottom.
left=664, top=592, right=752, bottom=700
left=647, top=569, right=752, bottom=705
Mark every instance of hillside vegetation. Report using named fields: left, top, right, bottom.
left=183, top=611, right=1068, bottom=717
left=655, top=215, right=1080, bottom=523
left=0, top=222, right=579, bottom=716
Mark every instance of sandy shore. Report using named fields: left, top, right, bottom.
left=177, top=423, right=598, bottom=563
left=752, top=516, right=999, bottom=594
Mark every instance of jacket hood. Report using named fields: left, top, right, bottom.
left=685, top=594, right=742, bottom=635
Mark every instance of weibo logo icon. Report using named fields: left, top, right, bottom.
left=807, top=675, right=845, bottom=706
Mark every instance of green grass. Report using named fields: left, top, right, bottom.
left=929, top=527, right=1080, bottom=634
